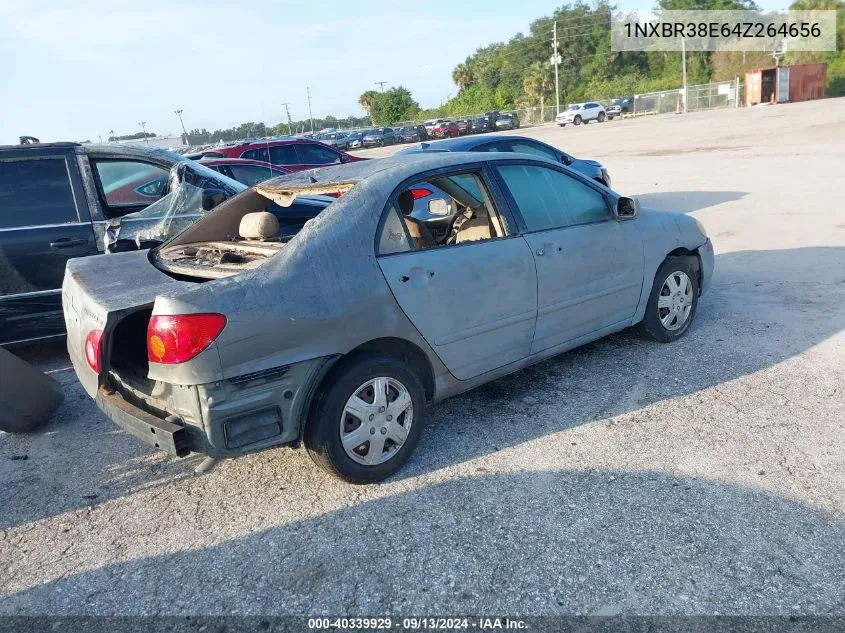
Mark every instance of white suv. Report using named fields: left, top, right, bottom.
left=555, top=102, right=606, bottom=126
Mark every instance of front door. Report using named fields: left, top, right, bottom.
left=494, top=162, right=643, bottom=354
left=376, top=170, right=537, bottom=380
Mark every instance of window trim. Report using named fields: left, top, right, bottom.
left=375, top=163, right=519, bottom=258
left=488, top=158, right=615, bottom=235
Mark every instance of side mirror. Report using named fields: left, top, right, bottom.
left=616, top=196, right=639, bottom=218
left=560, top=154, right=573, bottom=166
left=202, top=188, right=227, bottom=211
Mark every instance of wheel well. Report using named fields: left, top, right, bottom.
left=665, top=247, right=702, bottom=288
left=343, top=338, right=435, bottom=402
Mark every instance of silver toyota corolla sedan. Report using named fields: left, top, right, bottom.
left=63, top=152, right=714, bottom=483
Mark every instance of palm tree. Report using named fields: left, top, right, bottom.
left=452, top=63, right=475, bottom=90
left=523, top=62, right=555, bottom=112
left=358, top=90, right=378, bottom=114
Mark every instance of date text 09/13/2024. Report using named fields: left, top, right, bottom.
left=307, top=617, right=528, bottom=630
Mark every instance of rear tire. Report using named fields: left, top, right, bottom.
left=304, top=354, right=426, bottom=484
left=639, top=257, right=700, bottom=343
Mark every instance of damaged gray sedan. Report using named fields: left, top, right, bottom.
left=63, top=152, right=714, bottom=483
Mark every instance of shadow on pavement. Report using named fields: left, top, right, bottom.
left=633, top=191, right=746, bottom=213
left=2, top=469, right=843, bottom=614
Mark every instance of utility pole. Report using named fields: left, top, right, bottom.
left=138, top=121, right=147, bottom=142
left=174, top=109, right=188, bottom=145
left=306, top=86, right=315, bottom=133
left=552, top=21, right=561, bottom=115
left=109, top=129, right=114, bottom=141
left=681, top=37, right=688, bottom=113
left=375, top=81, right=387, bottom=92
left=281, top=102, right=293, bottom=135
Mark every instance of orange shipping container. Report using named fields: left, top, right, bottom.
left=745, top=63, right=826, bottom=106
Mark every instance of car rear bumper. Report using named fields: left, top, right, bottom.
left=96, top=385, right=194, bottom=457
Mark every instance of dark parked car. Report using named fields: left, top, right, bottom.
left=396, top=126, right=425, bottom=143
left=611, top=97, right=634, bottom=113
left=471, top=117, right=491, bottom=133
left=362, top=128, right=396, bottom=147
left=397, top=134, right=612, bottom=187
left=0, top=142, right=242, bottom=346
left=495, top=113, right=520, bottom=130
left=202, top=138, right=363, bottom=171
left=199, top=158, right=289, bottom=186
left=455, top=119, right=472, bottom=135
left=63, top=152, right=713, bottom=483
left=346, top=131, right=365, bottom=150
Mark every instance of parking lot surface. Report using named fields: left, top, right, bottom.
left=2, top=99, right=845, bottom=616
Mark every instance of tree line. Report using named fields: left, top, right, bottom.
left=139, top=0, right=844, bottom=143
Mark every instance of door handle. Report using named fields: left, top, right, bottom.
left=536, top=249, right=545, bottom=257
left=50, top=238, right=88, bottom=249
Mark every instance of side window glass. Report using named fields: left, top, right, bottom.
left=379, top=171, right=506, bottom=254
left=94, top=160, right=169, bottom=209
left=296, top=144, right=341, bottom=165
left=508, top=141, right=558, bottom=161
left=227, top=164, right=275, bottom=186
left=241, top=147, right=269, bottom=162
left=0, top=157, right=78, bottom=228
left=378, top=207, right=412, bottom=255
left=496, top=165, right=609, bottom=231
left=475, top=142, right=506, bottom=153
left=268, top=144, right=300, bottom=166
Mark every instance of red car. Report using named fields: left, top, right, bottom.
left=100, top=158, right=289, bottom=206
left=431, top=121, right=460, bottom=139
left=198, top=158, right=290, bottom=186
left=202, top=138, right=364, bottom=172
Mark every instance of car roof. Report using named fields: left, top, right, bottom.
left=397, top=134, right=548, bottom=154
left=198, top=157, right=286, bottom=169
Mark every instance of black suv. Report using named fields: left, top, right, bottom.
left=0, top=142, right=240, bottom=346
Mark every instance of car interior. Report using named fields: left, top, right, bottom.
left=394, top=172, right=506, bottom=250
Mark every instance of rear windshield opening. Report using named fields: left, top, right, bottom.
left=151, top=183, right=350, bottom=280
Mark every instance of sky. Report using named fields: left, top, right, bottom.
left=0, top=0, right=789, bottom=144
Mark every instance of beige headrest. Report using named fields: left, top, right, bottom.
left=239, top=212, right=279, bottom=240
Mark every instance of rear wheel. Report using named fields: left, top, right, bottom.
left=304, top=354, right=426, bottom=483
left=639, top=257, right=699, bottom=343
left=574, top=115, right=582, bottom=125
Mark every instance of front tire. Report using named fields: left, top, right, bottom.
left=639, top=257, right=699, bottom=343
left=597, top=112, right=606, bottom=122
left=574, top=115, right=582, bottom=126
left=304, top=354, right=426, bottom=483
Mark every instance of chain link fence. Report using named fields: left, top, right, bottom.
left=632, top=80, right=744, bottom=116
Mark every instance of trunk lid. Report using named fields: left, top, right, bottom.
left=62, top=250, right=191, bottom=397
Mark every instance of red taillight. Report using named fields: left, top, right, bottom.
left=410, top=187, right=432, bottom=200
left=147, top=314, right=226, bottom=364
left=84, top=329, right=104, bottom=373
left=325, top=191, right=343, bottom=198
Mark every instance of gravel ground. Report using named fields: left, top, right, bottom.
left=1, top=99, right=844, bottom=617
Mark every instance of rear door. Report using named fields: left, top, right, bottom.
left=0, top=148, right=99, bottom=344
left=493, top=162, right=643, bottom=354
left=376, top=167, right=537, bottom=381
